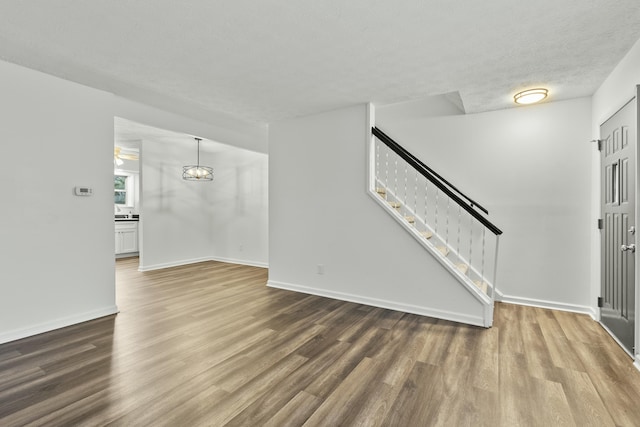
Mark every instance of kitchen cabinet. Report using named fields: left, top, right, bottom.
left=115, top=221, right=138, bottom=255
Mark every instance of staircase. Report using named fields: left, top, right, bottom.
left=368, top=126, right=502, bottom=327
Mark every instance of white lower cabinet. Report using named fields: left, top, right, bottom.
left=115, top=221, right=138, bottom=255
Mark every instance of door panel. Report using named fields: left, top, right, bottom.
left=601, top=97, right=636, bottom=354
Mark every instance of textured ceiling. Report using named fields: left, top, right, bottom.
left=1, top=1, right=639, bottom=124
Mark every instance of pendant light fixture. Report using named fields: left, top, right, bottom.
left=182, top=137, right=213, bottom=181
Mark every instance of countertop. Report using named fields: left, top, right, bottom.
left=115, top=215, right=139, bottom=222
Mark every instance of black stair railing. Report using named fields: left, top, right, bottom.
left=372, top=126, right=502, bottom=236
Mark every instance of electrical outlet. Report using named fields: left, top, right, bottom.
left=239, top=244, right=244, bottom=252
left=317, top=264, right=324, bottom=275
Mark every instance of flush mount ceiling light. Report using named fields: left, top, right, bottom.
left=182, top=137, right=213, bottom=181
left=514, top=88, right=548, bottom=105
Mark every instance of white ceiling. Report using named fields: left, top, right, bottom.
left=1, top=1, right=639, bottom=124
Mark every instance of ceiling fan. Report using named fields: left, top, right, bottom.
left=114, top=146, right=139, bottom=166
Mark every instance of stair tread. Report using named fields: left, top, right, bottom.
left=456, top=264, right=469, bottom=274
left=436, top=246, right=449, bottom=256
left=421, top=231, right=433, bottom=239
left=388, top=201, right=401, bottom=209
left=376, top=187, right=387, bottom=195
left=404, top=216, right=415, bottom=223
left=473, top=280, right=489, bottom=294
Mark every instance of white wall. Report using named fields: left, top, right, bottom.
left=377, top=97, right=593, bottom=313
left=0, top=59, right=267, bottom=343
left=139, top=139, right=212, bottom=268
left=592, top=38, right=640, bottom=130
left=269, top=105, right=485, bottom=325
left=114, top=97, right=268, bottom=154
left=0, top=60, right=117, bottom=343
left=140, top=138, right=268, bottom=270
left=591, top=37, right=640, bottom=356
left=208, top=148, right=268, bottom=267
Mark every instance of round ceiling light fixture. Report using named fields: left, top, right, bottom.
left=514, top=88, right=548, bottom=105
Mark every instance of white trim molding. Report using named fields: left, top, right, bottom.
left=138, top=256, right=212, bottom=271
left=495, top=289, right=597, bottom=320
left=207, top=256, right=268, bottom=269
left=139, top=256, right=267, bottom=272
left=267, top=280, right=485, bottom=327
left=0, top=305, right=119, bottom=345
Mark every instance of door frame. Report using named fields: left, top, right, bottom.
left=636, top=85, right=640, bottom=367
left=598, top=86, right=640, bottom=363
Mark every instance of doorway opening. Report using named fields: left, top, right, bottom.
left=114, top=121, right=141, bottom=266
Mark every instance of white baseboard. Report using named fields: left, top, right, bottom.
left=267, top=280, right=485, bottom=327
left=208, top=256, right=268, bottom=269
left=0, top=305, right=119, bottom=345
left=495, top=290, right=597, bottom=319
left=139, top=256, right=268, bottom=272
left=138, top=256, right=212, bottom=271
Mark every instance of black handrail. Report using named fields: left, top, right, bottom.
left=372, top=126, right=503, bottom=236
left=373, top=127, right=488, bottom=214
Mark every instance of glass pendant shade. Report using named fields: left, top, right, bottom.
left=183, top=137, right=213, bottom=181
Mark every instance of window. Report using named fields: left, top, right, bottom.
left=114, top=175, right=128, bottom=205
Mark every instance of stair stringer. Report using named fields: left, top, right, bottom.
left=367, top=187, right=494, bottom=327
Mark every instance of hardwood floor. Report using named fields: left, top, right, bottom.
left=1, top=258, right=640, bottom=426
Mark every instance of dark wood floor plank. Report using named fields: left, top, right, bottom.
left=301, top=357, right=380, bottom=426
left=421, top=351, right=475, bottom=426
left=224, top=340, right=352, bottom=427
left=1, top=258, right=639, bottom=426
left=262, top=390, right=323, bottom=427
left=383, top=361, right=444, bottom=426
left=303, top=327, right=387, bottom=398
left=336, top=306, right=387, bottom=343
left=416, top=318, right=457, bottom=365
left=190, top=353, right=309, bottom=426
left=470, top=324, right=499, bottom=392
left=210, top=324, right=325, bottom=393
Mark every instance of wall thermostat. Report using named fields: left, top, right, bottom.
left=74, top=186, right=93, bottom=196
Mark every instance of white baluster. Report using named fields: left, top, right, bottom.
left=385, top=147, right=389, bottom=189
left=492, top=236, right=500, bottom=300
left=414, top=170, right=418, bottom=224
left=394, top=158, right=398, bottom=200
left=424, top=178, right=429, bottom=234
left=445, top=197, right=450, bottom=246
left=481, top=227, right=486, bottom=290
left=434, top=189, right=439, bottom=234
left=403, top=164, right=408, bottom=206
left=375, top=140, right=380, bottom=186
left=468, top=214, right=473, bottom=278
left=456, top=205, right=461, bottom=256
